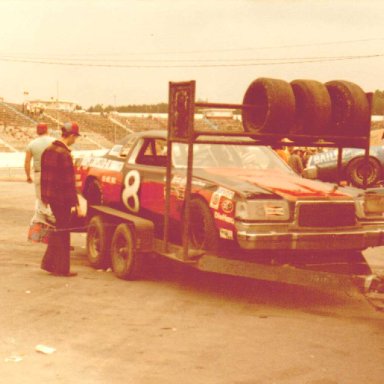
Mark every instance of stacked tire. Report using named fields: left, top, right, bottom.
left=242, top=77, right=371, bottom=138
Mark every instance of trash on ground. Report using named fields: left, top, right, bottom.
left=35, top=344, right=56, bottom=354
left=4, top=355, right=23, bottom=362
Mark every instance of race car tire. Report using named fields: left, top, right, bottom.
left=242, top=77, right=296, bottom=134
left=345, top=156, right=382, bottom=188
left=290, top=79, right=331, bottom=135
left=325, top=80, right=370, bottom=136
left=85, top=178, right=103, bottom=206
left=110, top=223, right=143, bottom=280
left=188, top=198, right=219, bottom=251
left=86, top=215, right=113, bottom=269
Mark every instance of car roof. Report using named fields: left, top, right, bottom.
left=118, top=130, right=258, bottom=145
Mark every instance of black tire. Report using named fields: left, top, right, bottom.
left=86, top=215, right=113, bottom=269
left=188, top=198, right=219, bottom=251
left=85, top=178, right=103, bottom=206
left=110, top=223, right=143, bottom=280
left=242, top=78, right=296, bottom=134
left=325, top=80, right=370, bottom=136
left=290, top=79, right=331, bottom=135
left=346, top=157, right=382, bottom=188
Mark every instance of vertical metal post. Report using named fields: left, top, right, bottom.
left=363, top=92, right=373, bottom=189
left=337, top=146, right=343, bottom=185
left=182, top=140, right=194, bottom=260
left=165, top=81, right=195, bottom=259
left=163, top=139, right=173, bottom=252
left=163, top=85, right=173, bottom=253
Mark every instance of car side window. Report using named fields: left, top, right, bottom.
left=136, top=139, right=167, bottom=167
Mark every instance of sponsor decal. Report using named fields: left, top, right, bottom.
left=221, top=198, right=234, bottom=214
left=210, top=192, right=220, bottom=210
left=219, top=228, right=233, bottom=240
left=312, top=148, right=367, bottom=166
left=214, top=211, right=235, bottom=224
left=210, top=187, right=235, bottom=210
left=171, top=175, right=207, bottom=188
left=82, top=157, right=123, bottom=172
left=172, top=175, right=186, bottom=186
left=264, top=204, right=285, bottom=216
left=217, top=187, right=235, bottom=199
left=192, top=179, right=207, bottom=187
left=101, top=175, right=117, bottom=184
left=173, top=187, right=185, bottom=200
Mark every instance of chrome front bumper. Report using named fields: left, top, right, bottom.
left=236, top=223, right=384, bottom=251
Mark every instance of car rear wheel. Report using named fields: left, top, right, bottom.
left=110, top=223, right=143, bottom=280
left=86, top=215, right=113, bottom=269
left=346, top=157, right=382, bottom=188
left=188, top=198, right=219, bottom=251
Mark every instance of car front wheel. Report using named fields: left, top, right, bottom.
left=187, top=198, right=219, bottom=252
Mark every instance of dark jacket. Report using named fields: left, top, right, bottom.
left=288, top=153, right=304, bottom=175
left=41, top=140, right=78, bottom=207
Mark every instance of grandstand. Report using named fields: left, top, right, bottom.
left=0, top=96, right=261, bottom=154
left=0, top=101, right=118, bottom=151
left=112, top=114, right=167, bottom=131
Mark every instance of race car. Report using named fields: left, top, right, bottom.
left=74, top=130, right=384, bottom=253
left=303, top=146, right=384, bottom=188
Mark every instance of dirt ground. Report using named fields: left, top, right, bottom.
left=1, top=179, right=384, bottom=384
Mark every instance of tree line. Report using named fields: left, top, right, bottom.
left=87, top=103, right=168, bottom=113
left=87, top=91, right=384, bottom=116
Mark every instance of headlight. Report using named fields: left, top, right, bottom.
left=355, top=191, right=384, bottom=218
left=235, top=200, right=290, bottom=221
left=354, top=197, right=365, bottom=219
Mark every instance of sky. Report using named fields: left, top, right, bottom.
left=0, top=0, right=384, bottom=109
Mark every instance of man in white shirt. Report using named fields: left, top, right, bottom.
left=25, top=122, right=55, bottom=224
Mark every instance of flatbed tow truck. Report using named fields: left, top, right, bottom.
left=79, top=79, right=384, bottom=311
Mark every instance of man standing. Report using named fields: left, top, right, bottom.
left=40, top=122, right=83, bottom=277
left=288, top=147, right=304, bottom=176
left=24, top=122, right=55, bottom=224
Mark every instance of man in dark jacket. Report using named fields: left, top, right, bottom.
left=288, top=147, right=304, bottom=176
left=40, top=122, right=83, bottom=276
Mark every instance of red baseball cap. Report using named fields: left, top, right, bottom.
left=62, top=122, right=80, bottom=136
left=36, top=122, right=48, bottom=134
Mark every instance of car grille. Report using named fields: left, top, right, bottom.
left=297, top=202, right=356, bottom=227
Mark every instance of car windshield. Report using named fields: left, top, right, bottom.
left=172, top=143, right=292, bottom=173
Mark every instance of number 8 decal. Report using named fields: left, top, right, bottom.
left=122, top=170, right=140, bottom=212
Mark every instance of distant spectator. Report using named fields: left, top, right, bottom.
left=273, top=146, right=289, bottom=164
left=25, top=123, right=55, bottom=225
left=288, top=147, right=304, bottom=175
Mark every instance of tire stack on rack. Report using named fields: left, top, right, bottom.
left=242, top=78, right=371, bottom=139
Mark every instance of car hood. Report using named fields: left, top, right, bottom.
left=193, top=168, right=352, bottom=201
